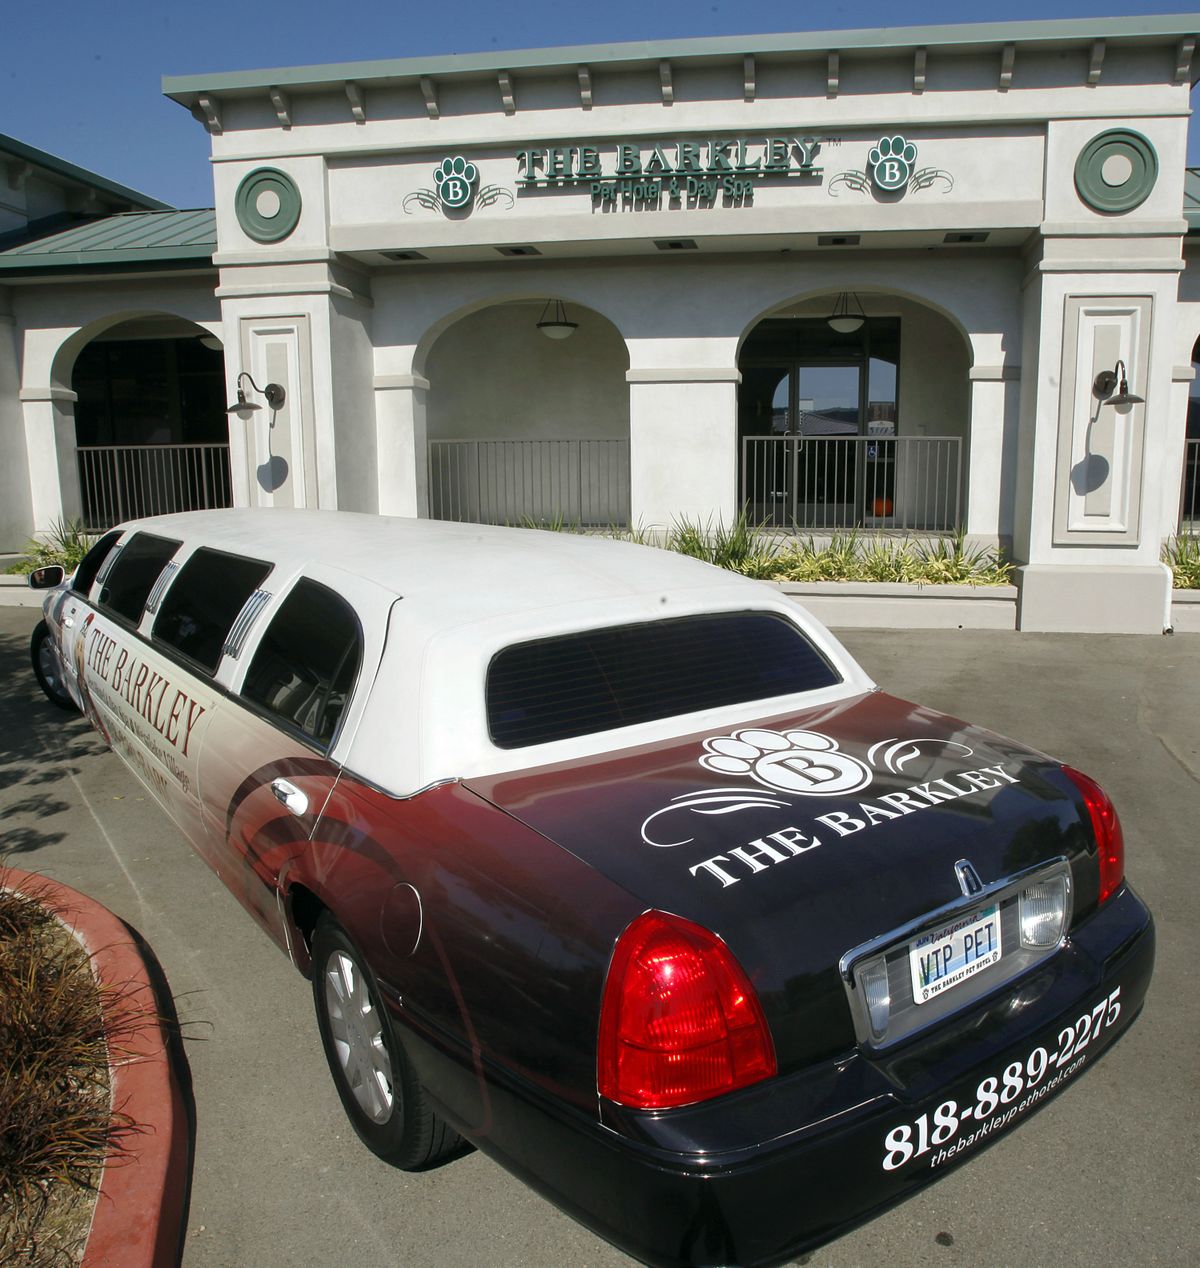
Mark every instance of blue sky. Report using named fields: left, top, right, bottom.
left=4, top=1, right=1198, bottom=208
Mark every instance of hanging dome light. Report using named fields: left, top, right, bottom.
left=536, top=298, right=579, bottom=340
left=827, top=291, right=866, bottom=334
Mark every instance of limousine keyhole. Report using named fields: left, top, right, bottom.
left=271, top=778, right=309, bottom=816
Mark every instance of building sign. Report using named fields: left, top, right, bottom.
left=517, top=136, right=824, bottom=206
left=829, top=136, right=953, bottom=198
left=403, top=157, right=515, bottom=215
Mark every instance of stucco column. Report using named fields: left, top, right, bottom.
left=0, top=304, right=34, bottom=550
left=20, top=388, right=82, bottom=534
left=627, top=369, right=740, bottom=529
left=374, top=375, right=429, bottom=518
left=965, top=365, right=1020, bottom=543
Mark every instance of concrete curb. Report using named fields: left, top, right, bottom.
left=4, top=869, right=189, bottom=1268
left=773, top=580, right=1020, bottom=630
left=0, top=575, right=42, bottom=608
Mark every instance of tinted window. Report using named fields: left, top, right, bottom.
left=153, top=549, right=272, bottom=674
left=487, top=612, right=840, bottom=748
left=97, top=533, right=181, bottom=625
left=241, top=580, right=362, bottom=748
left=72, top=530, right=122, bottom=595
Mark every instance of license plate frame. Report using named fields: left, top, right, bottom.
left=908, top=903, right=1002, bottom=1005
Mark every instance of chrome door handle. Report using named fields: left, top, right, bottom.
left=270, top=778, right=309, bottom=816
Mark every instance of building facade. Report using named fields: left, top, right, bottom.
left=5, top=16, right=1200, bottom=631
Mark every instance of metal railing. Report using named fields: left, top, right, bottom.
left=1181, top=439, right=1200, bottom=534
left=428, top=438, right=630, bottom=527
left=76, top=443, right=233, bottom=531
left=741, top=435, right=963, bottom=531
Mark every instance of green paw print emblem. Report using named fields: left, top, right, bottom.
left=434, top=156, right=478, bottom=209
left=869, top=136, right=917, bottom=191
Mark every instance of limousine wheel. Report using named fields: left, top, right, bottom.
left=312, top=915, right=462, bottom=1169
left=30, top=620, right=75, bottom=711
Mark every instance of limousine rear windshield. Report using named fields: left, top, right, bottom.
left=486, top=612, right=841, bottom=749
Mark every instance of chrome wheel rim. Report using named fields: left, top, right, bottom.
left=37, top=637, right=64, bottom=697
left=323, top=949, right=394, bottom=1124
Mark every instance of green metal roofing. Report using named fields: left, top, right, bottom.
left=0, top=132, right=170, bottom=212
left=0, top=209, right=215, bottom=274
left=1185, top=168, right=1200, bottom=231
left=163, top=14, right=1200, bottom=101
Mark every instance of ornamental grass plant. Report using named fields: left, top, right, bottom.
left=0, top=876, right=137, bottom=1266
left=5, top=519, right=95, bottom=576
left=1163, top=534, right=1200, bottom=589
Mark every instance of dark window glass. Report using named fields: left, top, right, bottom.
left=487, top=612, right=841, bottom=749
left=241, top=580, right=362, bottom=748
left=72, top=530, right=122, bottom=595
left=153, top=549, right=272, bottom=674
left=97, top=533, right=181, bottom=625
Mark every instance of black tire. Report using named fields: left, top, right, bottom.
left=311, top=914, right=463, bottom=1169
left=30, top=620, right=76, bottom=711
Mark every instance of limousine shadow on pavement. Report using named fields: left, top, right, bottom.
left=1, top=603, right=1197, bottom=1268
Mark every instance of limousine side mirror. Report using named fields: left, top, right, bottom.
left=28, top=564, right=66, bottom=589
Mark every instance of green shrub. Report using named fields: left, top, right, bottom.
left=1163, top=535, right=1200, bottom=589
left=6, top=520, right=95, bottom=576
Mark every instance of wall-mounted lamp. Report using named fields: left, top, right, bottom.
left=826, top=292, right=866, bottom=334
left=225, top=371, right=286, bottom=414
left=1092, top=359, right=1144, bottom=407
left=536, top=298, right=578, bottom=340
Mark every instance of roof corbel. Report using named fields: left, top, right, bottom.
left=827, top=51, right=840, bottom=98
left=1175, top=36, right=1196, bottom=83
left=743, top=54, right=756, bottom=102
left=194, top=94, right=222, bottom=135
left=269, top=87, right=291, bottom=128
left=1087, top=40, right=1105, bottom=87
left=419, top=77, right=439, bottom=120
left=659, top=60, right=674, bottom=105
left=577, top=65, right=592, bottom=110
left=498, top=71, right=516, bottom=114
left=999, top=43, right=1015, bottom=92
left=913, top=47, right=927, bottom=94
left=345, top=82, right=366, bottom=123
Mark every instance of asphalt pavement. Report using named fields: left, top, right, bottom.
left=1, top=605, right=1196, bottom=1268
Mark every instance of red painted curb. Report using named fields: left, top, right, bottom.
left=3, top=869, right=189, bottom=1268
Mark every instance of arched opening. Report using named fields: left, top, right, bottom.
left=423, top=298, right=630, bottom=526
left=1185, top=335, right=1200, bottom=532
left=738, top=293, right=970, bottom=531
left=68, top=315, right=229, bottom=529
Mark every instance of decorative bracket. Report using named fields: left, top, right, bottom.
left=999, top=44, right=1015, bottom=92
left=659, top=60, right=673, bottom=106
left=577, top=65, right=592, bottom=110
left=827, top=52, right=840, bottom=98
left=498, top=71, right=516, bottom=115
left=913, top=47, right=927, bottom=94
left=419, top=77, right=439, bottom=120
left=345, top=82, right=366, bottom=123
left=269, top=88, right=291, bottom=128
left=1088, top=40, right=1105, bottom=87
left=743, top=55, right=756, bottom=102
left=1175, top=37, right=1196, bottom=83
left=195, top=94, right=222, bottom=135
left=5, top=160, right=31, bottom=191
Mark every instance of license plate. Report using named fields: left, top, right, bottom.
left=909, top=904, right=1002, bottom=1005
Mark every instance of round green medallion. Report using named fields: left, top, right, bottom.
left=1074, top=129, right=1158, bottom=214
left=235, top=168, right=302, bottom=242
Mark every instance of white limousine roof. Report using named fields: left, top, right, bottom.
left=124, top=509, right=875, bottom=793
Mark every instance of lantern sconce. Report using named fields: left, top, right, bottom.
left=1092, top=359, right=1144, bottom=407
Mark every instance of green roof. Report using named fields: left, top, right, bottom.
left=163, top=14, right=1200, bottom=101
left=0, top=209, right=215, bottom=275
left=0, top=132, right=170, bottom=212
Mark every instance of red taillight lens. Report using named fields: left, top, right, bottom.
left=1063, top=766, right=1125, bottom=904
left=597, top=910, right=776, bottom=1110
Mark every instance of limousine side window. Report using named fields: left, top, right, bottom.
left=97, top=533, right=181, bottom=626
left=241, top=579, right=362, bottom=749
left=72, top=530, right=122, bottom=596
left=153, top=548, right=273, bottom=674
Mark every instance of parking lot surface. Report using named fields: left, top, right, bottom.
left=1, top=605, right=1196, bottom=1267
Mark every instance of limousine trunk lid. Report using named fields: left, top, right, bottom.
left=465, top=690, right=1099, bottom=1070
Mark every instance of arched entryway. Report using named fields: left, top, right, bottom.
left=68, top=316, right=229, bottom=529
left=423, top=298, right=630, bottom=526
left=738, top=293, right=970, bottom=531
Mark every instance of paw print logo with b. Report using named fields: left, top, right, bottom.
left=869, top=136, right=917, bottom=191
left=434, top=156, right=478, bottom=208
left=700, top=728, right=873, bottom=797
